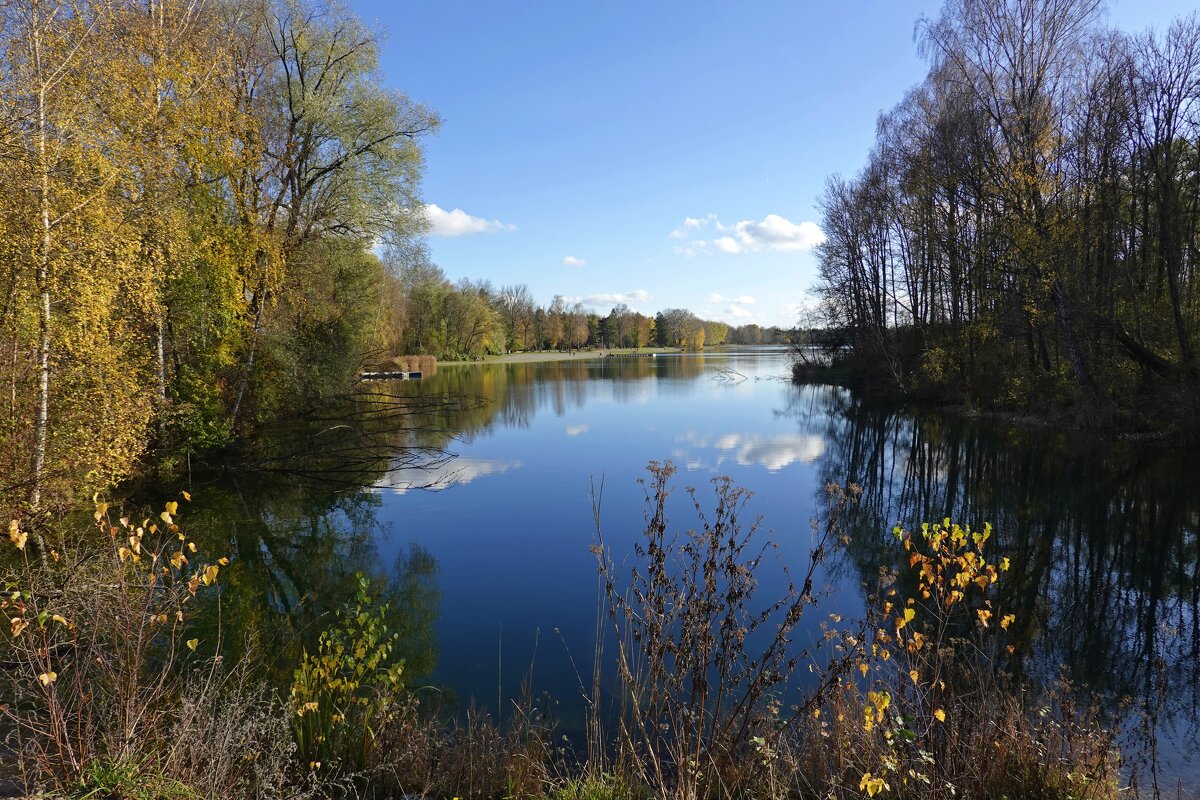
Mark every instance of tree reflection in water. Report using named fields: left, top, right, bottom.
left=784, top=386, right=1199, bottom=787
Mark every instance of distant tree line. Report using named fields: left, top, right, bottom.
left=812, top=0, right=1200, bottom=425
left=386, top=258, right=793, bottom=359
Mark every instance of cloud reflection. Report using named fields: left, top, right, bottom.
left=376, top=458, right=523, bottom=494
left=677, top=431, right=825, bottom=472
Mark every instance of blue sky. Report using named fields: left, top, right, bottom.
left=354, top=0, right=1196, bottom=328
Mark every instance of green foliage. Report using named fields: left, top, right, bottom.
left=290, top=572, right=406, bottom=775
left=73, top=757, right=196, bottom=800
left=550, top=774, right=630, bottom=800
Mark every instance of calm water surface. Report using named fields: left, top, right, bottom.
left=177, top=349, right=1199, bottom=789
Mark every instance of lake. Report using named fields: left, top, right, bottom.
left=176, top=348, right=1199, bottom=790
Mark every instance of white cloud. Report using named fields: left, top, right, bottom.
left=563, top=256, right=587, bottom=267
left=671, top=214, right=717, bottom=239
left=726, top=305, right=754, bottom=319
left=733, top=295, right=756, bottom=305
left=709, top=292, right=728, bottom=303
left=580, top=289, right=651, bottom=307
left=424, top=204, right=517, bottom=237
left=565, top=424, right=590, bottom=436
left=670, top=213, right=825, bottom=254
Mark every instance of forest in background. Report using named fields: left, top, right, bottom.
left=810, top=0, right=1200, bottom=431
left=388, top=262, right=793, bottom=361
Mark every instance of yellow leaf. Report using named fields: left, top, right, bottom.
left=934, top=708, right=946, bottom=722
left=1000, top=557, right=1011, bottom=571
left=186, top=638, right=198, bottom=651
left=165, top=501, right=179, bottom=516
left=38, top=671, right=57, bottom=686
left=51, top=614, right=68, bottom=626
left=160, top=511, right=173, bottom=524
left=202, top=564, right=219, bottom=586
left=217, top=557, right=229, bottom=566
left=977, top=609, right=992, bottom=627
left=909, top=669, right=919, bottom=684
left=187, top=542, right=197, bottom=553
left=181, top=491, right=191, bottom=502
left=858, top=662, right=869, bottom=677
left=8, top=520, right=26, bottom=551
left=94, top=502, right=108, bottom=521
left=10, top=617, right=28, bottom=637
left=170, top=552, right=187, bottom=570
left=859, top=773, right=888, bottom=797
left=1000, top=614, right=1015, bottom=630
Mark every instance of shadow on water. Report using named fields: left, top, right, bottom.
left=785, top=386, right=1200, bottom=790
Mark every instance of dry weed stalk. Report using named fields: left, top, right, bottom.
left=590, top=461, right=855, bottom=800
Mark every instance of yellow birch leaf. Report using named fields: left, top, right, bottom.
left=934, top=709, right=946, bottom=722
left=8, top=520, right=26, bottom=550
left=38, top=671, right=57, bottom=685
left=186, top=638, right=198, bottom=651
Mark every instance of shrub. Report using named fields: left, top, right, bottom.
left=290, top=572, right=406, bottom=775
left=0, top=498, right=332, bottom=800
left=787, top=518, right=1123, bottom=799
left=590, top=462, right=854, bottom=800
left=1, top=498, right=226, bottom=791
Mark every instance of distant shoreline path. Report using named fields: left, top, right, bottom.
left=439, top=347, right=682, bottom=366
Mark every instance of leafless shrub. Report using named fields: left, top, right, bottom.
left=590, top=461, right=854, bottom=800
